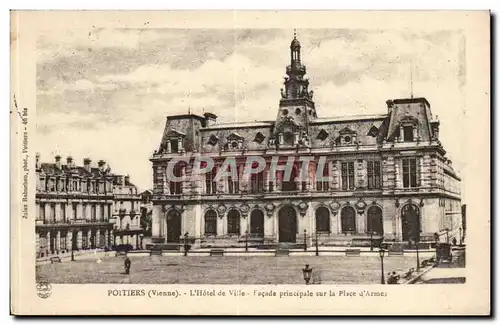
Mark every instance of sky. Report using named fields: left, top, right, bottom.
left=36, top=28, right=466, bottom=195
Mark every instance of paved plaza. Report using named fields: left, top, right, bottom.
left=37, top=255, right=421, bottom=284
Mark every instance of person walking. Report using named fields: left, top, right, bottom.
left=124, top=257, right=131, bottom=275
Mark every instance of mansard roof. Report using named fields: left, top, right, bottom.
left=39, top=163, right=111, bottom=178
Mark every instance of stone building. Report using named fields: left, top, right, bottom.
left=35, top=155, right=114, bottom=257
left=111, top=175, right=143, bottom=249
left=149, top=35, right=462, bottom=248
left=139, top=189, right=153, bottom=236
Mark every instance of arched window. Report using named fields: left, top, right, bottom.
left=341, top=206, right=356, bottom=233
left=367, top=206, right=383, bottom=235
left=401, top=204, right=420, bottom=241
left=227, top=210, right=240, bottom=235
left=315, top=207, right=330, bottom=233
left=250, top=209, right=264, bottom=236
left=204, top=210, right=217, bottom=235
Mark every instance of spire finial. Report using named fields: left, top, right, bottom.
left=293, top=28, right=297, bottom=39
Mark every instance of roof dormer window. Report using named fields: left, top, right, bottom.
left=253, top=132, right=266, bottom=144
left=208, top=134, right=219, bottom=146
left=317, top=129, right=329, bottom=141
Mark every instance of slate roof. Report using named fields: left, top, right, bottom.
left=39, top=163, right=111, bottom=178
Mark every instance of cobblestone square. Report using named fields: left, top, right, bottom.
left=37, top=255, right=420, bottom=284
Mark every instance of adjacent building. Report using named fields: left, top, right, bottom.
left=35, top=156, right=144, bottom=257
left=111, top=174, right=143, bottom=249
left=35, top=155, right=114, bottom=257
left=148, top=34, right=462, bottom=248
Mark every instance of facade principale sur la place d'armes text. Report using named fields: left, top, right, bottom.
left=149, top=34, right=462, bottom=249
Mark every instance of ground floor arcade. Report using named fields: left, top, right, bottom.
left=151, top=195, right=462, bottom=247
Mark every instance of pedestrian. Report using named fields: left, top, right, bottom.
left=452, top=238, right=457, bottom=246
left=386, top=273, right=393, bottom=284
left=391, top=271, right=400, bottom=284
left=124, top=257, right=131, bottom=275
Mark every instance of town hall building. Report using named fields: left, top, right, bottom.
left=149, top=35, right=462, bottom=248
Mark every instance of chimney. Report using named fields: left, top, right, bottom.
left=124, top=174, right=130, bottom=185
left=119, top=175, right=125, bottom=185
left=83, top=158, right=92, bottom=172
left=98, top=160, right=106, bottom=171
left=66, top=156, right=74, bottom=169
left=55, top=155, right=62, bottom=169
left=203, top=112, right=217, bottom=127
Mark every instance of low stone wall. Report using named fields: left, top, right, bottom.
left=36, top=250, right=116, bottom=265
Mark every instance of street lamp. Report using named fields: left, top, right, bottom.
left=245, top=230, right=249, bottom=252
left=303, top=229, right=307, bottom=251
left=444, top=228, right=450, bottom=244
left=184, top=232, right=189, bottom=256
left=302, top=264, right=313, bottom=285
left=315, top=231, right=319, bottom=256
left=410, top=239, right=420, bottom=271
left=378, top=248, right=386, bottom=284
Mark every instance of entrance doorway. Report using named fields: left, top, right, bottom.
left=166, top=210, right=182, bottom=243
left=367, top=206, right=384, bottom=235
left=401, top=204, right=420, bottom=241
left=278, top=205, right=297, bottom=242
left=250, top=209, right=264, bottom=236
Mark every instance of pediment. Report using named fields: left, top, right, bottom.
left=226, top=132, right=244, bottom=141
left=339, top=127, right=356, bottom=135
left=165, top=129, right=186, bottom=138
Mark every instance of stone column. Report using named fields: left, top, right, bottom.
left=56, top=231, right=61, bottom=252
left=87, top=229, right=92, bottom=249
left=331, top=210, right=338, bottom=234
left=46, top=232, right=51, bottom=254
left=104, top=230, right=108, bottom=248
left=36, top=232, right=40, bottom=254
left=331, top=160, right=339, bottom=190
left=166, top=141, right=171, bottom=153
left=399, top=126, right=405, bottom=142
left=77, top=230, right=82, bottom=249
left=395, top=159, right=402, bottom=189
left=413, top=126, right=417, bottom=141
left=217, top=214, right=225, bottom=237
left=358, top=212, right=365, bottom=234
left=96, top=229, right=101, bottom=247
left=66, top=231, right=72, bottom=250
left=240, top=215, right=248, bottom=236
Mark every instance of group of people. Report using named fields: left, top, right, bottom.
left=386, top=272, right=400, bottom=284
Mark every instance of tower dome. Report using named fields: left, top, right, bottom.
left=290, top=36, right=301, bottom=49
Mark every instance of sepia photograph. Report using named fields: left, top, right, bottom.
left=10, top=10, right=490, bottom=315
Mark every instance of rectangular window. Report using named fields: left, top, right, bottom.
left=61, top=203, right=66, bottom=222
left=402, top=158, right=418, bottom=188
left=316, top=163, right=330, bottom=191
left=367, top=161, right=382, bottom=189
left=91, top=205, right=96, bottom=221
left=341, top=162, right=355, bottom=190
left=171, top=140, right=179, bottom=153
left=50, top=203, right=56, bottom=222
left=100, top=204, right=105, bottom=221
left=39, top=204, right=45, bottom=222
left=60, top=235, right=67, bottom=251
left=82, top=233, right=88, bottom=249
left=72, top=203, right=78, bottom=220
left=403, top=126, right=414, bottom=142
left=169, top=165, right=183, bottom=194
left=249, top=171, right=264, bottom=194
left=205, top=167, right=217, bottom=194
